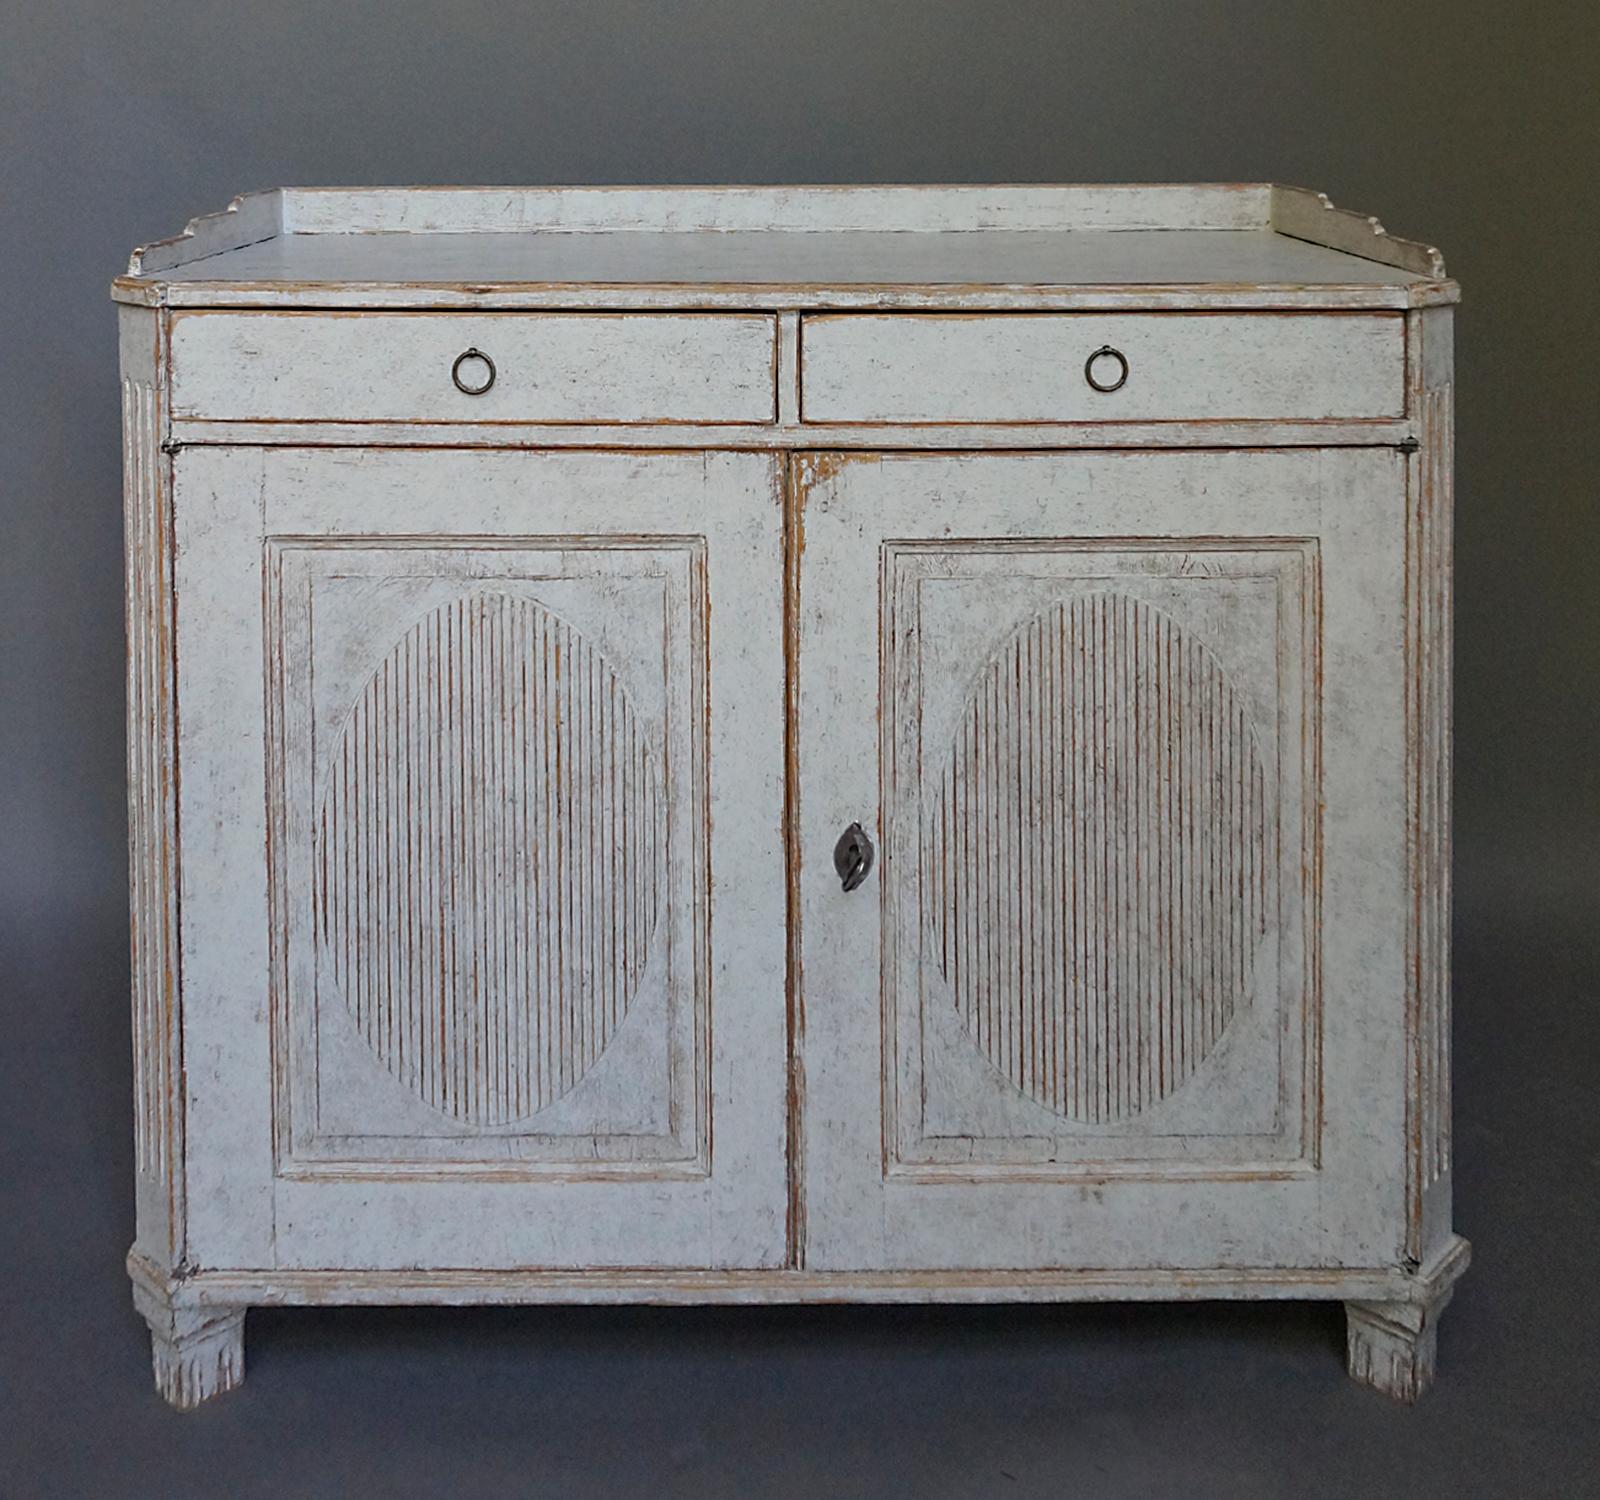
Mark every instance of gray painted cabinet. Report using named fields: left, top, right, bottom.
left=115, top=185, right=1464, bottom=1409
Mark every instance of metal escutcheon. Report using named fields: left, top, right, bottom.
left=833, top=821, right=875, bottom=893
left=1084, top=344, right=1129, bottom=393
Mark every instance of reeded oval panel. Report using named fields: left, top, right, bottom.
left=925, top=592, right=1270, bottom=1123
left=315, top=591, right=663, bottom=1125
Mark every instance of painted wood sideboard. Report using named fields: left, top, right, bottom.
left=113, top=184, right=1465, bottom=1409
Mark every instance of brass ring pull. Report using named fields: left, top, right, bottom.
left=1084, top=345, right=1129, bottom=394
left=451, top=347, right=496, bottom=396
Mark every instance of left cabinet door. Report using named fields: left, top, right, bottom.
left=171, top=446, right=788, bottom=1272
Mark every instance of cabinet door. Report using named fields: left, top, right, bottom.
left=173, top=447, right=787, bottom=1271
left=795, top=450, right=1409, bottom=1272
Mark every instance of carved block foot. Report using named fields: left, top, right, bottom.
left=148, top=1309, right=246, bottom=1410
left=129, top=1255, right=246, bottom=1410
left=1345, top=1292, right=1450, bottom=1403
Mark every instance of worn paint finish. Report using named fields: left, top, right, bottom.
left=1270, top=185, right=1446, bottom=279
left=164, top=416, right=1422, bottom=450
left=169, top=311, right=778, bottom=425
left=313, top=590, right=665, bottom=1126
left=115, top=184, right=1456, bottom=314
left=120, top=279, right=1456, bottom=313
left=922, top=590, right=1274, bottom=1126
left=800, top=312, right=1407, bottom=424
left=1406, top=305, right=1456, bottom=1269
left=120, top=304, right=185, bottom=1273
left=172, top=447, right=786, bottom=1258
left=117, top=185, right=1460, bottom=1408
left=798, top=452, right=1404, bottom=1269
left=130, top=1233, right=1470, bottom=1309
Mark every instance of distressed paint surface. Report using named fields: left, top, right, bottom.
left=889, top=539, right=1315, bottom=1179
left=268, top=535, right=712, bottom=1180
left=121, top=184, right=1448, bottom=294
left=165, top=416, right=1421, bottom=450
left=120, top=304, right=185, bottom=1274
left=800, top=452, right=1406, bottom=1270
left=169, top=311, right=778, bottom=425
left=124, top=373, right=176, bottom=1177
left=1406, top=304, right=1456, bottom=1266
left=925, top=591, right=1271, bottom=1125
left=172, top=449, right=787, bottom=1273
left=801, top=312, right=1406, bottom=424
left=138, top=230, right=1433, bottom=298
left=116, top=186, right=1460, bottom=1409
left=316, top=591, right=664, bottom=1125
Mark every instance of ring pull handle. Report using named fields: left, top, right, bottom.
left=452, top=347, right=497, bottom=396
left=1084, top=344, right=1129, bottom=394
left=833, top=821, right=875, bottom=893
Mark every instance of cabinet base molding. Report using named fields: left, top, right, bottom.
left=133, top=1236, right=1471, bottom=1310
left=130, top=1239, right=1467, bottom=1404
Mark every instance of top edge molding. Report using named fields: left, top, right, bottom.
left=123, top=183, right=1445, bottom=281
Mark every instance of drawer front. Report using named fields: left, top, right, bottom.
left=170, top=312, right=779, bottom=424
left=800, top=313, right=1405, bottom=424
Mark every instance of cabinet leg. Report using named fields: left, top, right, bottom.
left=1344, top=1291, right=1452, bottom=1403
left=129, top=1259, right=246, bottom=1410
left=147, top=1308, right=246, bottom=1410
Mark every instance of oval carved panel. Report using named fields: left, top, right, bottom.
left=925, top=592, right=1270, bottom=1123
left=315, top=591, right=663, bottom=1125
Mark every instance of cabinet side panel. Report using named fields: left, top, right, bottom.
left=120, top=304, right=183, bottom=1266
left=1408, top=305, right=1454, bottom=1260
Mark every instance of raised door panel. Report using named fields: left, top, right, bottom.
left=796, top=450, right=1409, bottom=1273
left=886, top=540, right=1314, bottom=1176
left=174, top=447, right=787, bottom=1271
left=270, top=539, right=701, bottom=1176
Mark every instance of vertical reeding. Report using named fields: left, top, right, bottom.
left=125, top=371, right=181, bottom=1209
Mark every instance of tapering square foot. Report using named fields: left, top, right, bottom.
left=130, top=1255, right=247, bottom=1410
left=148, top=1310, right=245, bottom=1410
left=1345, top=1292, right=1450, bottom=1403
left=1343, top=1235, right=1469, bottom=1402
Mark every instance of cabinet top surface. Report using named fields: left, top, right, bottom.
left=114, top=185, right=1452, bottom=311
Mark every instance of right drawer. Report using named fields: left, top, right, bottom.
left=800, top=312, right=1406, bottom=424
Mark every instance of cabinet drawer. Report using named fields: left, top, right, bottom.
left=800, top=313, right=1405, bottom=424
left=169, top=312, right=779, bottom=424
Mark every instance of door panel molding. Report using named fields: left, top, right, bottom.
left=265, top=537, right=706, bottom=1180
left=881, top=538, right=1322, bottom=1181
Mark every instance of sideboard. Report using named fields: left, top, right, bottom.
left=113, top=184, right=1465, bottom=1408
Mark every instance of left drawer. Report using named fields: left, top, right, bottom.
left=168, top=311, right=779, bottom=424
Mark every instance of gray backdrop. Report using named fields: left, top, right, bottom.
left=2, top=2, right=1596, bottom=1495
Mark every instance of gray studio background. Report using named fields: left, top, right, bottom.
left=2, top=2, right=1595, bottom=1495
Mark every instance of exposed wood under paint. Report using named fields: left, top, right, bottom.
left=117, top=186, right=1460, bottom=1409
left=133, top=1234, right=1471, bottom=1309
left=116, top=185, right=1451, bottom=313
left=166, top=417, right=1422, bottom=450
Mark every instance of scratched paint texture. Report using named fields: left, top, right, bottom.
left=112, top=187, right=1462, bottom=1413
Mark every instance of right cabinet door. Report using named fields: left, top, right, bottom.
left=795, top=449, right=1411, bottom=1273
